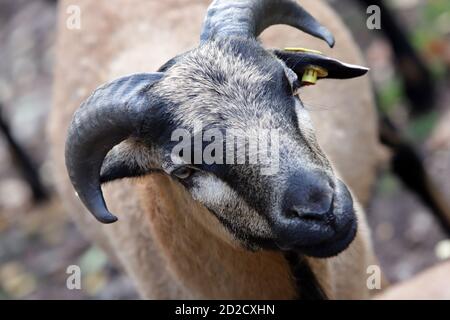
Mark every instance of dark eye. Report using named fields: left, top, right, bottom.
left=172, top=166, right=194, bottom=179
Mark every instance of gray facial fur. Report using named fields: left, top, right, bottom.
left=132, top=38, right=335, bottom=249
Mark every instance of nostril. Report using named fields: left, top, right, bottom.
left=283, top=206, right=330, bottom=222
left=297, top=210, right=327, bottom=221
left=282, top=171, right=335, bottom=223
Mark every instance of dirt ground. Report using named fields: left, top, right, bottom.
left=0, top=0, right=449, bottom=299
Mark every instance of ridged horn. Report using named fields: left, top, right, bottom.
left=65, top=73, right=164, bottom=224
left=200, top=0, right=335, bottom=47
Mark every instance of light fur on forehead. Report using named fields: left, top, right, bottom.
left=152, top=40, right=273, bottom=128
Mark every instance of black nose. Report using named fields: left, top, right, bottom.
left=273, top=173, right=357, bottom=257
left=282, top=171, right=334, bottom=223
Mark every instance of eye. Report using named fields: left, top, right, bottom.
left=171, top=166, right=194, bottom=179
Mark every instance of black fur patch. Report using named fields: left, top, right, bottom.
left=283, top=251, right=328, bottom=300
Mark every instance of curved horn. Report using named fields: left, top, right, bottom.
left=65, top=73, right=164, bottom=224
left=200, top=0, right=335, bottom=47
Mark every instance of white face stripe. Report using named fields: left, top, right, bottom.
left=190, top=173, right=273, bottom=240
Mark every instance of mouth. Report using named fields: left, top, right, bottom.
left=291, top=218, right=357, bottom=258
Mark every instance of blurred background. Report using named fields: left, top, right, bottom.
left=0, top=0, right=449, bottom=299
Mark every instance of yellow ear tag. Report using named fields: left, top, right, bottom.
left=301, top=65, right=328, bottom=85
left=283, top=47, right=329, bottom=85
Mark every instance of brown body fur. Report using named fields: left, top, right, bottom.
left=50, top=0, right=382, bottom=299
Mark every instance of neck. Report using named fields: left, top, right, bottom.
left=284, top=251, right=329, bottom=300
left=139, top=174, right=313, bottom=299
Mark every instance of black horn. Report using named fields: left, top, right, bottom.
left=200, top=0, right=335, bottom=47
left=65, top=73, right=164, bottom=223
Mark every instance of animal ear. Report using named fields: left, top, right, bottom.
left=100, top=139, right=160, bottom=184
left=272, top=49, right=369, bottom=86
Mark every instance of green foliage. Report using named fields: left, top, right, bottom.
left=407, top=111, right=439, bottom=141
left=412, top=0, right=450, bottom=78
left=423, top=0, right=450, bottom=23
left=78, top=246, right=108, bottom=274
left=378, top=76, right=404, bottom=114
left=377, top=172, right=399, bottom=195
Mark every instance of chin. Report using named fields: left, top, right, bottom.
left=296, top=218, right=358, bottom=258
